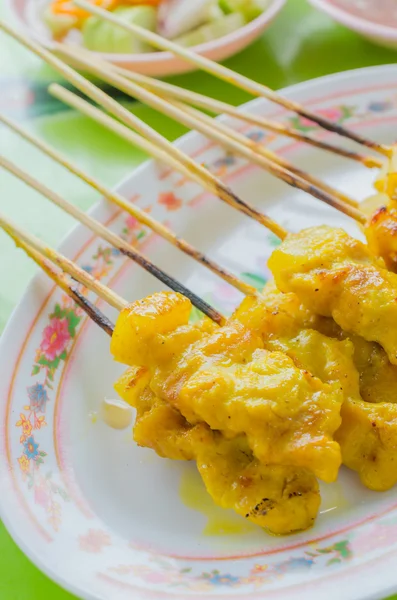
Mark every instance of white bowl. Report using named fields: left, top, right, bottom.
left=8, top=0, right=286, bottom=76
left=309, top=0, right=397, bottom=50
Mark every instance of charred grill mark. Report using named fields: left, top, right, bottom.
left=294, top=107, right=387, bottom=154
left=214, top=182, right=287, bottom=240
left=246, top=497, right=276, bottom=518
left=126, top=367, right=148, bottom=390
left=239, top=476, right=253, bottom=488
left=69, top=287, right=114, bottom=336
left=288, top=491, right=303, bottom=498
left=370, top=205, right=388, bottom=225
left=119, top=247, right=225, bottom=325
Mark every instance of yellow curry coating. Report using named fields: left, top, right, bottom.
left=115, top=367, right=320, bottom=535
left=234, top=282, right=360, bottom=405
left=252, top=284, right=397, bottom=491
left=365, top=206, right=397, bottom=273
left=373, top=151, right=397, bottom=207
left=317, top=317, right=397, bottom=405
left=360, top=148, right=397, bottom=270
left=336, top=400, right=397, bottom=491
left=258, top=282, right=397, bottom=405
left=111, top=292, right=343, bottom=483
left=268, top=225, right=397, bottom=365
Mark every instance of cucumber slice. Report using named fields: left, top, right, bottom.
left=244, top=0, right=271, bottom=20
left=82, top=6, right=156, bottom=54
left=218, top=0, right=270, bottom=21
left=218, top=0, right=244, bottom=14
left=207, top=3, right=225, bottom=21
left=173, top=12, right=245, bottom=47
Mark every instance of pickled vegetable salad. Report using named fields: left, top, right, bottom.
left=43, top=0, right=271, bottom=52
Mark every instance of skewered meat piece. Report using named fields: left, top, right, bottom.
left=268, top=225, right=397, bottom=365
left=111, top=292, right=343, bottom=483
left=115, top=369, right=320, bottom=535
left=336, top=399, right=397, bottom=491
left=355, top=151, right=397, bottom=271
left=257, top=282, right=397, bottom=405
left=365, top=206, right=397, bottom=272
left=316, top=316, right=397, bottom=405
left=373, top=152, right=397, bottom=207
left=233, top=284, right=360, bottom=405
left=244, top=283, right=397, bottom=491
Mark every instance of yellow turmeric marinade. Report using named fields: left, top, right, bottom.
left=115, top=371, right=320, bottom=535
left=249, top=283, right=397, bottom=492
left=268, top=225, right=397, bottom=365
left=111, top=292, right=342, bottom=483
left=110, top=291, right=345, bottom=534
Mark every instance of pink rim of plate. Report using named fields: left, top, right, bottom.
left=8, top=0, right=286, bottom=71
left=308, top=0, right=397, bottom=42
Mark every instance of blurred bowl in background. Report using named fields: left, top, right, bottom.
left=8, top=0, right=286, bottom=76
left=309, top=0, right=397, bottom=50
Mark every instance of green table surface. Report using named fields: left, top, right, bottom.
left=1, top=0, right=397, bottom=597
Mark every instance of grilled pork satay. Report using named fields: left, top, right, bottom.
left=245, top=282, right=397, bottom=405
left=364, top=204, right=397, bottom=272
left=115, top=370, right=320, bottom=535
left=361, top=171, right=397, bottom=271
left=316, top=316, right=397, bottom=405
left=336, top=400, right=397, bottom=491
left=111, top=292, right=343, bottom=483
left=238, top=283, right=397, bottom=491
left=373, top=150, right=397, bottom=207
left=355, top=150, right=397, bottom=272
left=268, top=225, right=397, bottom=365
left=233, top=284, right=360, bottom=402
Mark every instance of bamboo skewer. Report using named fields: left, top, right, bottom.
left=49, top=88, right=367, bottom=244
left=56, top=44, right=361, bottom=209
left=73, top=0, right=391, bottom=157
left=49, top=53, right=287, bottom=242
left=1, top=112, right=259, bottom=298
left=55, top=43, right=381, bottom=170
left=53, top=45, right=383, bottom=222
left=180, top=106, right=364, bottom=222
left=0, top=22, right=285, bottom=241
left=63, top=46, right=363, bottom=223
left=170, top=101, right=364, bottom=220
left=48, top=85, right=285, bottom=242
left=171, top=99, right=361, bottom=211
left=87, top=54, right=383, bottom=170
left=0, top=155, right=226, bottom=325
left=0, top=212, right=127, bottom=311
left=14, top=238, right=115, bottom=336
left=35, top=254, right=115, bottom=336
left=0, top=13, right=379, bottom=344
left=48, top=71, right=366, bottom=227
left=52, top=48, right=364, bottom=223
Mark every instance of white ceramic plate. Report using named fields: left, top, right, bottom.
left=2, top=65, right=397, bottom=600
left=309, top=0, right=397, bottom=50
left=7, top=0, right=286, bottom=76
